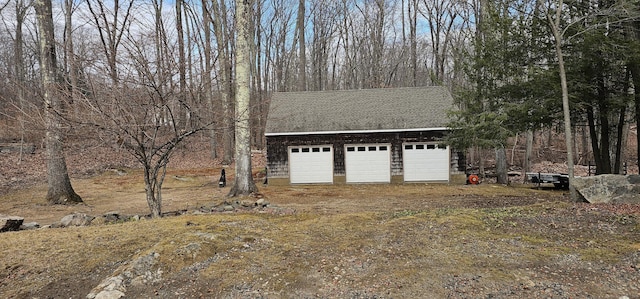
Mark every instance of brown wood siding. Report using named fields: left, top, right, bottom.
left=266, top=131, right=465, bottom=179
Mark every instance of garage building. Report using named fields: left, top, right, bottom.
left=264, top=87, right=466, bottom=185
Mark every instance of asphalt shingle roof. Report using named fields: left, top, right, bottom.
left=265, top=86, right=455, bottom=135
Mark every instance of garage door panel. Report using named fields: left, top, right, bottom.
left=404, top=143, right=449, bottom=182
left=289, top=146, right=333, bottom=184
left=345, top=144, right=390, bottom=183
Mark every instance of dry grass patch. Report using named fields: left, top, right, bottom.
left=2, top=202, right=639, bottom=298
left=1, top=175, right=639, bottom=298
left=0, top=168, right=223, bottom=224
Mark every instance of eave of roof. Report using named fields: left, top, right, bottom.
left=265, top=127, right=450, bottom=136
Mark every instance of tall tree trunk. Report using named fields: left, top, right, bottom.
left=341, top=0, right=353, bottom=89
left=297, top=0, right=306, bottom=91
left=64, top=0, right=79, bottom=117
left=631, top=63, right=640, bottom=170
left=549, top=0, right=577, bottom=201
left=254, top=0, right=264, bottom=149
left=524, top=130, right=533, bottom=173
left=586, top=106, right=603, bottom=173
left=479, top=152, right=486, bottom=179
left=212, top=0, right=234, bottom=165
left=372, top=0, right=385, bottom=87
left=626, top=19, right=640, bottom=172
left=409, top=0, right=417, bottom=87
left=614, top=70, right=631, bottom=174
left=581, top=125, right=589, bottom=164
left=495, top=145, right=508, bottom=184
left=614, top=102, right=626, bottom=174
left=15, top=0, right=27, bottom=164
left=597, top=79, right=612, bottom=173
left=229, top=0, right=258, bottom=197
left=176, top=0, right=188, bottom=127
left=613, top=69, right=633, bottom=174
left=35, top=0, right=82, bottom=204
left=153, top=1, right=163, bottom=124
left=637, top=87, right=640, bottom=171
left=202, top=0, right=217, bottom=159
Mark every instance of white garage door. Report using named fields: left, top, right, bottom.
left=289, top=146, right=334, bottom=184
left=345, top=144, right=391, bottom=183
left=403, top=143, right=449, bottom=182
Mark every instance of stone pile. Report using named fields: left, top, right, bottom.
left=215, top=197, right=271, bottom=212
left=0, top=212, right=143, bottom=233
left=1, top=195, right=294, bottom=234
left=196, top=195, right=295, bottom=215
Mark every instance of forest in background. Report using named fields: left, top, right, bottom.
left=1, top=0, right=640, bottom=188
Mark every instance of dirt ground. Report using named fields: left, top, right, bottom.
left=1, top=144, right=640, bottom=298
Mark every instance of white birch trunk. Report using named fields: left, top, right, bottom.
left=229, top=0, right=258, bottom=197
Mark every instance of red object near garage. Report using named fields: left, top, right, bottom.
left=468, top=174, right=479, bottom=185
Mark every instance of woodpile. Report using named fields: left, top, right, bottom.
left=0, top=143, right=35, bottom=154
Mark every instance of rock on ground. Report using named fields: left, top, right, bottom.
left=0, top=215, right=24, bottom=232
left=19, top=222, right=40, bottom=230
left=60, top=213, right=95, bottom=227
left=86, top=252, right=161, bottom=299
left=574, top=174, right=640, bottom=204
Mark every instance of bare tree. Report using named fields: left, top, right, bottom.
left=63, top=0, right=80, bottom=117
left=201, top=0, right=217, bottom=159
left=85, top=0, right=134, bottom=85
left=73, top=26, right=212, bottom=217
left=176, top=0, right=188, bottom=127
left=34, top=0, right=82, bottom=204
left=309, top=0, right=339, bottom=91
left=79, top=84, right=209, bottom=217
left=252, top=0, right=266, bottom=149
left=361, top=0, right=387, bottom=88
left=211, top=0, right=234, bottom=165
left=263, top=0, right=295, bottom=91
left=419, top=0, right=458, bottom=84
left=14, top=0, right=29, bottom=163
left=228, top=0, right=258, bottom=197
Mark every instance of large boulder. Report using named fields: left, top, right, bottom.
left=0, top=215, right=24, bottom=232
left=573, top=174, right=640, bottom=204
